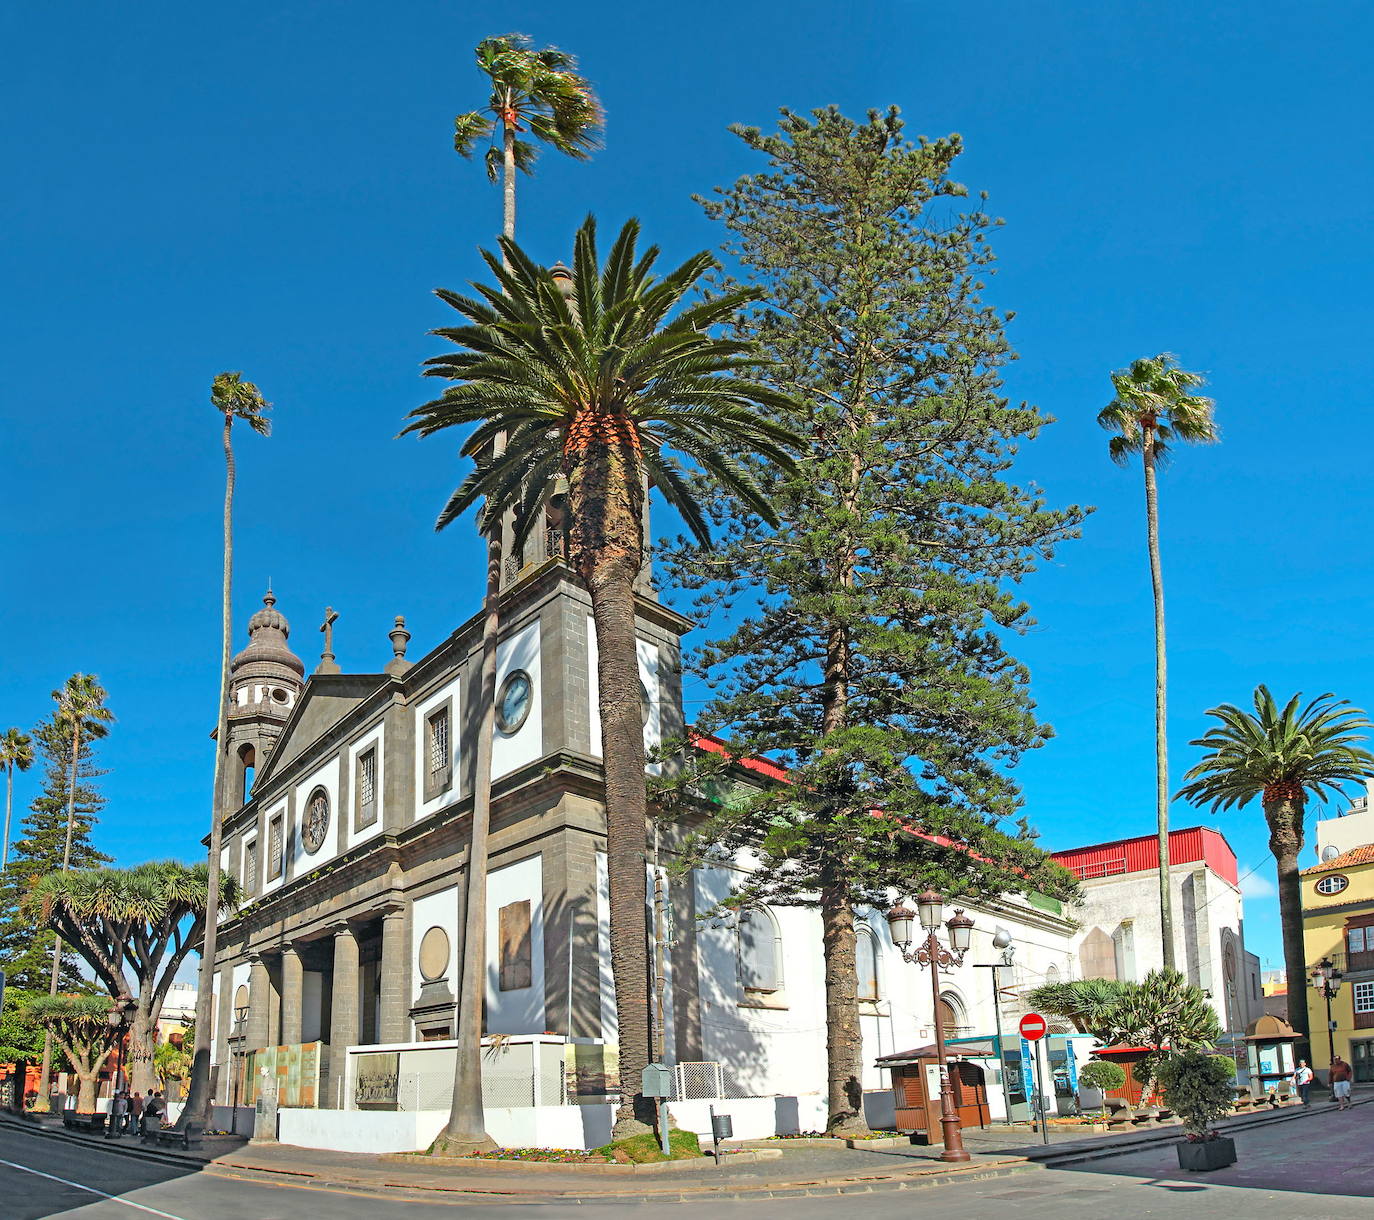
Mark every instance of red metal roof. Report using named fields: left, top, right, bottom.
left=1051, top=826, right=1238, bottom=887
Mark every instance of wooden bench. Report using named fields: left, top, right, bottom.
left=150, top=1122, right=203, bottom=1151
left=61, top=1111, right=106, bottom=1134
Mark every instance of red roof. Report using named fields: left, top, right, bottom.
left=1052, top=826, right=1238, bottom=887
left=690, top=733, right=790, bottom=783
left=1302, top=844, right=1374, bottom=875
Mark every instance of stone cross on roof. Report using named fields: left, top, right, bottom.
left=317, top=606, right=341, bottom=675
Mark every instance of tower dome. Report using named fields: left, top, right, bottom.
left=223, top=590, right=306, bottom=809
left=231, top=588, right=306, bottom=683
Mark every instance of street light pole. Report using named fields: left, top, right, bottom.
left=887, top=892, right=974, bottom=1163
left=974, top=929, right=1016, bottom=1120
left=1309, top=957, right=1344, bottom=1070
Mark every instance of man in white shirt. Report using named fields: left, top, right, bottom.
left=1293, top=1059, right=1315, bottom=1105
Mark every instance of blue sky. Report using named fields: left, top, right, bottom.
left=3, top=1, right=1370, bottom=976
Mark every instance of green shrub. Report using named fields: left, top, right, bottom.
left=1078, top=1060, right=1127, bottom=1093
left=1155, top=1052, right=1234, bottom=1139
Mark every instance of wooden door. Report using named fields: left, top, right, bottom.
left=951, top=1061, right=989, bottom=1128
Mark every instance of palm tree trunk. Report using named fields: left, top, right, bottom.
left=572, top=451, right=653, bottom=1137
left=820, top=866, right=867, bottom=1135
left=1266, top=796, right=1311, bottom=1038
left=36, top=722, right=84, bottom=1110
left=438, top=527, right=500, bottom=1154
left=182, top=412, right=235, bottom=1128
left=502, top=109, right=517, bottom=249
left=435, top=127, right=520, bottom=1154
left=1143, top=426, right=1176, bottom=971
left=3, top=761, right=13, bottom=872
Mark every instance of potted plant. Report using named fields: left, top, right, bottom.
left=1078, top=1059, right=1127, bottom=1116
left=1155, top=1052, right=1237, bottom=1171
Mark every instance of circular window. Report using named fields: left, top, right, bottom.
left=271, top=687, right=290, bottom=703
left=1316, top=874, right=1350, bottom=895
left=302, top=786, right=330, bottom=853
left=640, top=678, right=653, bottom=727
left=496, top=670, right=534, bottom=735
left=418, top=926, right=451, bottom=982
left=233, top=984, right=249, bottom=1011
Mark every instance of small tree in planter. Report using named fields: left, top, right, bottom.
left=1155, top=1052, right=1237, bottom=1171
left=1078, top=1059, right=1127, bottom=1116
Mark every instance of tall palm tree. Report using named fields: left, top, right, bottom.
left=181, top=372, right=271, bottom=1128
left=406, top=216, right=799, bottom=1136
left=35, top=674, right=113, bottom=1110
left=1099, top=354, right=1217, bottom=970
left=0, top=727, right=34, bottom=872
left=453, top=32, right=601, bottom=248
left=1178, top=687, right=1374, bottom=1038
left=437, top=33, right=600, bottom=1153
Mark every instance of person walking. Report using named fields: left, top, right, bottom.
left=1330, top=1056, right=1354, bottom=1110
left=1294, top=1059, right=1315, bottom=1105
left=129, top=1091, right=143, bottom=1133
left=108, top=1090, right=127, bottom=1139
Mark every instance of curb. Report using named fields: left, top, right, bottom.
left=379, top=1147, right=784, bottom=1173
left=0, top=1114, right=207, bottom=1171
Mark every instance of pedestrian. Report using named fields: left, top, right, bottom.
left=1330, top=1056, right=1354, bottom=1110
left=142, top=1090, right=164, bottom=1134
left=109, top=1089, right=127, bottom=1138
left=1294, top=1059, right=1315, bottom=1105
left=130, top=1091, right=143, bottom=1132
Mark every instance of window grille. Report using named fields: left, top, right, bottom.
left=244, top=840, right=257, bottom=896
left=357, top=748, right=377, bottom=826
left=674, top=1061, right=723, bottom=1100
left=428, top=709, right=449, bottom=775
left=267, top=816, right=283, bottom=880
left=1354, top=981, right=1374, bottom=1014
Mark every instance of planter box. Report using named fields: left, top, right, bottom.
left=1176, top=1136, right=1236, bottom=1172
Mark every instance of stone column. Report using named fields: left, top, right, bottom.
left=326, top=924, right=360, bottom=1108
left=280, top=945, right=304, bottom=1047
left=379, top=906, right=410, bottom=1045
left=245, top=955, right=271, bottom=1053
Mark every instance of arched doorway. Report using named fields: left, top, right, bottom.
left=938, top=992, right=969, bottom=1038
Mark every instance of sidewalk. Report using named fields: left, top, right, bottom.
left=5, top=1096, right=1366, bottom=1203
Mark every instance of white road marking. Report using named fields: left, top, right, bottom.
left=0, top=1154, right=192, bottom=1219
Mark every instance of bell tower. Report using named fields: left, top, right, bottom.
left=224, top=588, right=305, bottom=809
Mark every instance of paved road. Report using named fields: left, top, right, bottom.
left=4, top=1102, right=1371, bottom=1218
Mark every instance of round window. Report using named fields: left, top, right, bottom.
left=640, top=678, right=652, bottom=727
left=1316, top=874, right=1350, bottom=896
left=418, top=926, right=451, bottom=983
left=496, top=670, right=534, bottom=735
left=302, top=786, right=330, bottom=853
left=271, top=687, right=290, bottom=703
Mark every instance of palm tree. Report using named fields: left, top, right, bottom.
left=436, top=35, right=601, bottom=1154
left=27, top=861, right=238, bottom=1095
left=1177, top=686, right=1374, bottom=1038
left=181, top=372, right=271, bottom=1128
left=453, top=32, right=601, bottom=247
left=405, top=216, right=799, bottom=1136
left=1099, top=354, right=1217, bottom=970
left=35, top=674, right=113, bottom=1110
left=0, top=727, right=34, bottom=872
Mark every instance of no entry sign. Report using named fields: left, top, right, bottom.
left=1019, top=1012, right=1048, bottom=1041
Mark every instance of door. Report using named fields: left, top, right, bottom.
left=1353, top=1039, right=1374, bottom=1083
left=951, top=1061, right=990, bottom=1128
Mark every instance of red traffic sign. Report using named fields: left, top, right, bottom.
left=1019, top=1013, right=1048, bottom=1041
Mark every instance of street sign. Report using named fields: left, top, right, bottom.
left=1019, top=1012, right=1048, bottom=1041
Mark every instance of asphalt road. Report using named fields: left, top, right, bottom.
left=4, top=1103, right=1372, bottom=1219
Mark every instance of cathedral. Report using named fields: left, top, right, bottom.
left=205, top=526, right=1258, bottom=1150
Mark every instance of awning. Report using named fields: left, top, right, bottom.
left=875, top=1037, right=1001, bottom=1066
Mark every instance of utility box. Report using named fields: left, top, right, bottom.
left=641, top=1063, right=673, bottom=1098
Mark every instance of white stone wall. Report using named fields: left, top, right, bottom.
left=485, top=854, right=546, bottom=1034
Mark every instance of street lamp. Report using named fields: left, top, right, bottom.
left=105, top=1003, right=127, bottom=1139
left=888, top=892, right=974, bottom=1162
left=229, top=1002, right=250, bottom=1136
left=1309, top=956, right=1344, bottom=1068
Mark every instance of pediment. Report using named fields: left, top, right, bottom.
left=256, top=673, right=390, bottom=785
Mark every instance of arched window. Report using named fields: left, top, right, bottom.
left=938, top=991, right=968, bottom=1036
left=237, top=744, right=256, bottom=807
left=1044, top=964, right=1060, bottom=987
left=856, top=925, right=881, bottom=1002
left=738, top=908, right=782, bottom=993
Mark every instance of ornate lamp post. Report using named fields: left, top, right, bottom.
left=1309, top=956, right=1344, bottom=1069
left=105, top=1002, right=128, bottom=1138
left=887, top=892, right=974, bottom=1162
